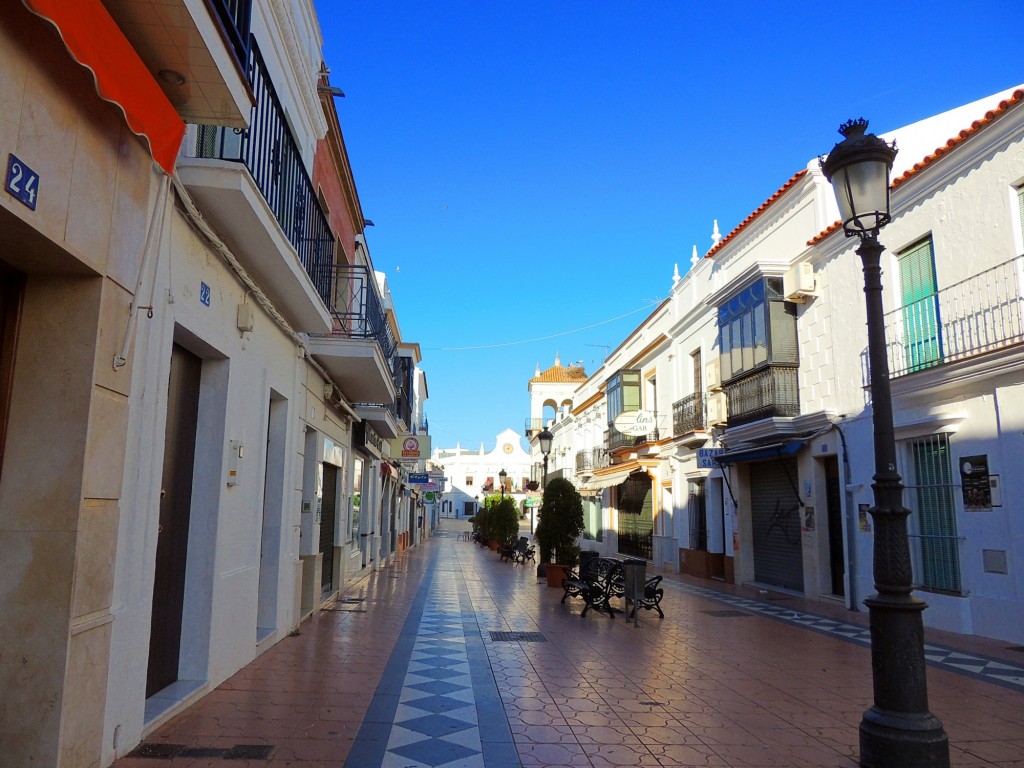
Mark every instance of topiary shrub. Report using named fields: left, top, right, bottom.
left=534, top=477, right=584, bottom=567
left=488, top=497, right=520, bottom=546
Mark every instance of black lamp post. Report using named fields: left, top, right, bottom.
left=821, top=119, right=949, bottom=768
left=536, top=427, right=553, bottom=560
left=499, top=468, right=508, bottom=499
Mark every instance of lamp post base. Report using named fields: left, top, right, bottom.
left=860, top=708, right=949, bottom=768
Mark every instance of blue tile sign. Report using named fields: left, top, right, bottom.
left=5, top=154, right=39, bottom=211
left=200, top=281, right=211, bottom=307
left=408, top=472, right=429, bottom=484
left=697, top=448, right=724, bottom=468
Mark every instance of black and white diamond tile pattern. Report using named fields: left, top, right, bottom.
left=673, top=580, right=1024, bottom=693
left=383, top=575, right=484, bottom=767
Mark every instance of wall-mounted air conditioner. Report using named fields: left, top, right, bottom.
left=783, top=262, right=817, bottom=302
left=707, top=391, right=728, bottom=426
left=705, top=357, right=722, bottom=392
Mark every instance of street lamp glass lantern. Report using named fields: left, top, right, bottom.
left=498, top=468, right=507, bottom=490
left=538, top=429, right=553, bottom=457
left=820, top=118, right=897, bottom=237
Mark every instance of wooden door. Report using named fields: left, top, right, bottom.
left=320, top=463, right=338, bottom=593
left=147, top=344, right=201, bottom=697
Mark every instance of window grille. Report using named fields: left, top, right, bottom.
left=899, top=432, right=962, bottom=593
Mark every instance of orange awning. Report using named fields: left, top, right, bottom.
left=23, top=0, right=185, bottom=174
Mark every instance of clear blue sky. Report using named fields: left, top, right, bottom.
left=314, top=0, right=1023, bottom=452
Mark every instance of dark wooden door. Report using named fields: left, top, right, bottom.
left=147, top=344, right=201, bottom=697
left=320, top=463, right=338, bottom=593
left=0, top=263, right=25, bottom=481
left=825, top=457, right=845, bottom=596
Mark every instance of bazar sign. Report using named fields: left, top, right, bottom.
left=389, top=434, right=431, bottom=461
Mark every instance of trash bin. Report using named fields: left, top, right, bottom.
left=621, top=558, right=647, bottom=625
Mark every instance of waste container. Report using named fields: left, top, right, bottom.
left=621, top=558, right=647, bottom=625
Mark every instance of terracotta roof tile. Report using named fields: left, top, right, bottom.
left=808, top=88, right=1024, bottom=246
left=705, top=170, right=808, bottom=259
left=530, top=364, right=587, bottom=384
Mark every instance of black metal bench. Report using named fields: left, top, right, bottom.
left=561, top=557, right=623, bottom=617
left=513, top=537, right=536, bottom=564
left=562, top=557, right=666, bottom=619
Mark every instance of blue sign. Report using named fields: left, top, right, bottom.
left=408, top=472, right=429, bottom=484
left=5, top=154, right=39, bottom=210
left=200, top=281, right=211, bottom=307
left=697, top=448, right=724, bottom=469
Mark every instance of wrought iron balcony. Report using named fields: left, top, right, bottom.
left=524, top=418, right=546, bottom=435
left=329, top=264, right=397, bottom=359
left=193, top=38, right=333, bottom=308
left=673, top=392, right=706, bottom=436
left=210, top=0, right=252, bottom=68
left=723, top=365, right=799, bottom=426
left=883, top=254, right=1024, bottom=378
left=575, top=448, right=608, bottom=474
left=605, top=425, right=659, bottom=453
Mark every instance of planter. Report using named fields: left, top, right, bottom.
left=545, top=563, right=571, bottom=588
left=488, top=540, right=499, bottom=551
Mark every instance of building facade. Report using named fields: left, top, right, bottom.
left=0, top=2, right=427, bottom=765
left=528, top=86, right=1024, bottom=646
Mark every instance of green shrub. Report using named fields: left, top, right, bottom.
left=534, top=477, right=584, bottom=567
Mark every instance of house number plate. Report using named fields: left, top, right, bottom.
left=5, top=154, right=39, bottom=211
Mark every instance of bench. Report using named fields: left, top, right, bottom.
left=562, top=557, right=666, bottom=619
left=561, top=557, right=622, bottom=617
left=513, top=537, right=536, bottom=564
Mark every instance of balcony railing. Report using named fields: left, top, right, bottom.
left=524, top=418, right=546, bottom=434
left=605, top=425, right=659, bottom=453
left=330, top=263, right=397, bottom=360
left=194, top=38, right=334, bottom=307
left=884, top=255, right=1024, bottom=378
left=575, top=448, right=608, bottom=474
left=723, top=366, right=799, bottom=426
left=210, top=0, right=252, bottom=67
left=673, top=392, right=706, bottom=436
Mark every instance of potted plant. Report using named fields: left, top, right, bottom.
left=533, top=477, right=584, bottom=587
left=489, top=497, right=520, bottom=551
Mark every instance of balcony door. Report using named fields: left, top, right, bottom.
left=898, top=238, right=942, bottom=371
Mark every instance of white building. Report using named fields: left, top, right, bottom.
left=433, top=428, right=534, bottom=518
left=0, top=2, right=427, bottom=765
left=529, top=85, right=1024, bottom=645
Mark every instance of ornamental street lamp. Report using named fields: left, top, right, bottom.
left=821, top=119, right=949, bottom=768
left=538, top=429, right=553, bottom=491
left=499, top=468, right=508, bottom=499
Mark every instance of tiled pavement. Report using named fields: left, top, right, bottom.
left=116, top=520, right=1024, bottom=767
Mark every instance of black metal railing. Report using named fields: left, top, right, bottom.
left=330, top=263, right=397, bottom=360
left=575, top=448, right=608, bottom=474
left=723, top=366, right=799, bottom=426
left=194, top=38, right=334, bottom=307
left=673, top=392, right=706, bottom=436
left=524, top=418, right=546, bottom=434
left=208, top=0, right=252, bottom=67
left=883, top=254, right=1024, bottom=378
left=605, top=425, right=659, bottom=453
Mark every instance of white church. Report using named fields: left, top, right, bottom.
left=432, top=428, right=534, bottom=518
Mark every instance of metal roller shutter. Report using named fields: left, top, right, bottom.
left=750, top=459, right=804, bottom=592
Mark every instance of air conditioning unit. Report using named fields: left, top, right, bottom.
left=783, top=262, right=817, bottom=302
left=705, top=357, right=722, bottom=392
left=707, top=391, right=728, bottom=426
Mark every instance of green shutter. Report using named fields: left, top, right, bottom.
left=898, top=238, right=942, bottom=371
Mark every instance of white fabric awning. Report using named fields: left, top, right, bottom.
left=579, top=466, right=644, bottom=492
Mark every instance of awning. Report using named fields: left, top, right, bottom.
left=380, top=462, right=398, bottom=479
left=23, top=0, right=185, bottom=174
left=580, top=466, right=646, bottom=492
left=714, top=439, right=806, bottom=465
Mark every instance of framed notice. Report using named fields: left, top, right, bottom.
left=959, top=454, right=992, bottom=511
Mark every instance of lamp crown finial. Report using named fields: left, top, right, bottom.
left=838, top=118, right=869, bottom=138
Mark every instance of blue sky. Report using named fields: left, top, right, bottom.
left=314, top=1, right=1023, bottom=452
